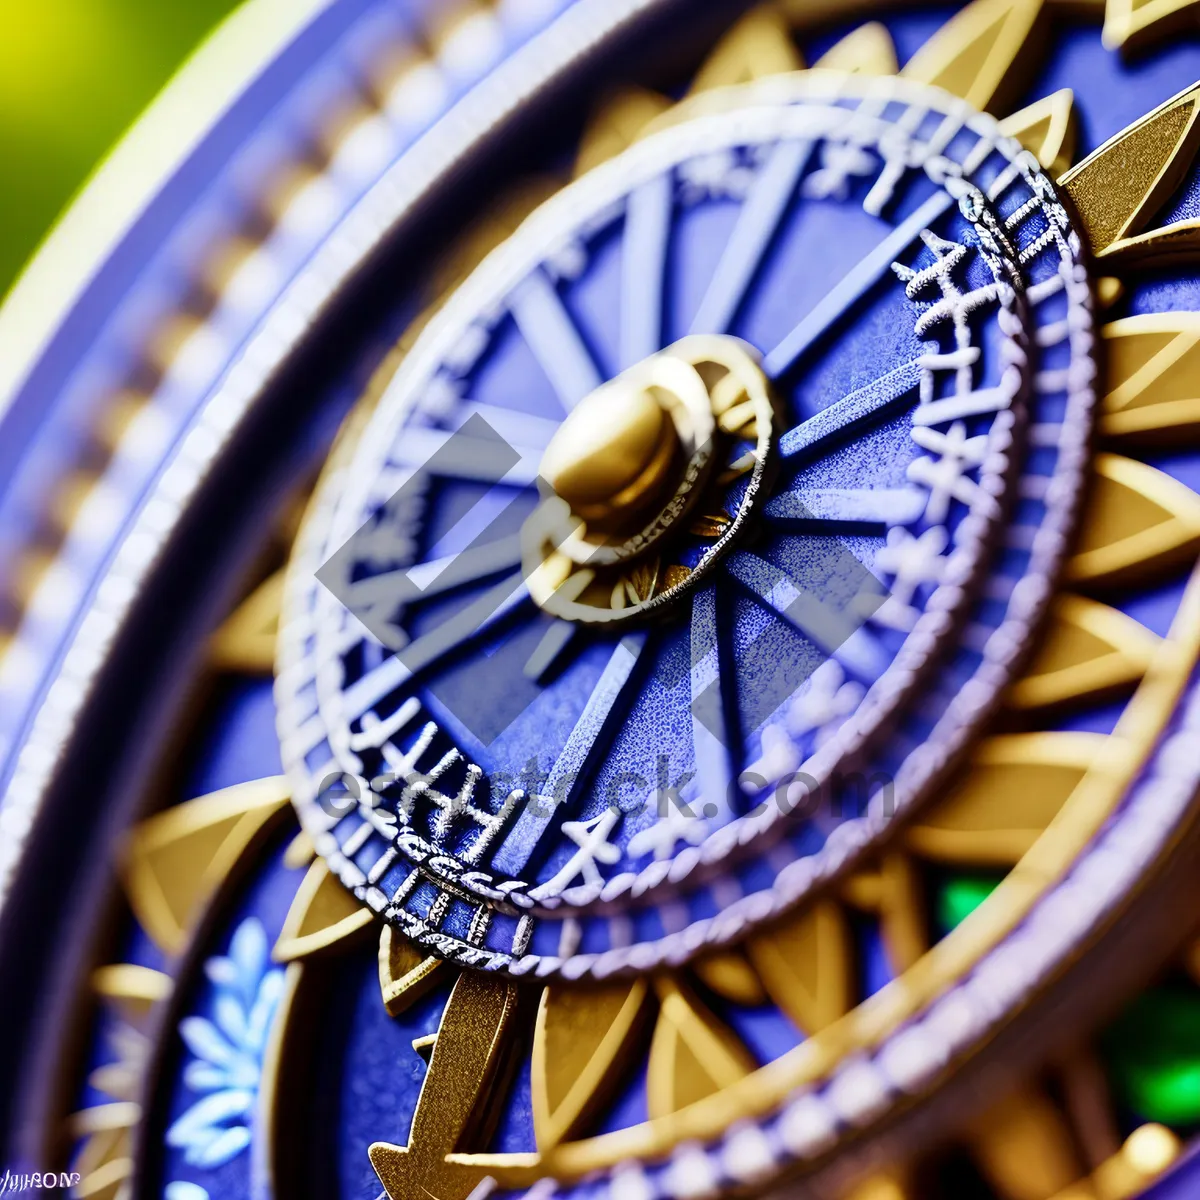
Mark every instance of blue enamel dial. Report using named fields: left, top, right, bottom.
left=28, top=3, right=1200, bottom=1200
left=277, top=73, right=1093, bottom=978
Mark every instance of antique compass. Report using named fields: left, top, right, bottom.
left=9, top=1, right=1200, bottom=1199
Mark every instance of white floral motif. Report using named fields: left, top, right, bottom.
left=874, top=525, right=948, bottom=607
left=784, top=660, right=865, bottom=746
left=893, top=231, right=1002, bottom=401
left=165, top=1184, right=210, bottom=1200
left=165, top=918, right=285, bottom=1168
left=906, top=422, right=990, bottom=523
left=679, top=149, right=755, bottom=202
left=803, top=140, right=876, bottom=201
left=627, top=793, right=709, bottom=861
left=741, top=661, right=866, bottom=798
left=863, top=525, right=950, bottom=631
left=528, top=809, right=621, bottom=900
left=743, top=723, right=801, bottom=791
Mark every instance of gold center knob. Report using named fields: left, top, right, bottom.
left=539, top=382, right=680, bottom=529
left=523, top=335, right=775, bottom=626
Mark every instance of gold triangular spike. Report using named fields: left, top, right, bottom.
left=123, top=777, right=291, bottom=954
left=813, top=22, right=899, bottom=74
left=75, top=1154, right=135, bottom=1200
left=966, top=1087, right=1082, bottom=1198
left=998, top=88, right=1077, bottom=176
left=878, top=853, right=928, bottom=973
left=837, top=860, right=927, bottom=972
left=282, top=827, right=316, bottom=870
left=209, top=568, right=284, bottom=675
left=688, top=5, right=803, bottom=96
left=379, top=925, right=445, bottom=1016
left=845, top=1172, right=917, bottom=1200
left=1100, top=313, right=1200, bottom=440
left=74, top=1127, right=132, bottom=1191
left=91, top=963, right=172, bottom=1025
left=1104, top=0, right=1200, bottom=52
left=574, top=87, right=673, bottom=178
left=900, top=0, right=1046, bottom=114
left=692, top=948, right=767, bottom=1005
left=1097, top=276, right=1126, bottom=310
left=1067, top=453, right=1200, bottom=585
left=1007, top=594, right=1160, bottom=710
left=647, top=976, right=755, bottom=1119
left=745, top=900, right=853, bottom=1034
left=274, top=857, right=374, bottom=962
left=1059, top=81, right=1200, bottom=264
left=69, top=1101, right=138, bottom=1200
left=532, top=978, right=651, bottom=1149
left=905, top=733, right=1115, bottom=865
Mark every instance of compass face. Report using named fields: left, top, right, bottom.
left=279, top=74, right=1092, bottom=977
left=15, top=3, right=1200, bottom=1200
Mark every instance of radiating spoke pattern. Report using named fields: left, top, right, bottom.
left=288, top=75, right=1060, bottom=983
left=507, top=269, right=604, bottom=410
left=392, top=425, right=544, bottom=485
left=326, top=161, right=953, bottom=890
left=762, top=189, right=955, bottom=378
left=726, top=551, right=887, bottom=684
left=491, top=631, right=649, bottom=877
left=690, top=138, right=813, bottom=336
left=339, top=574, right=532, bottom=724
left=766, top=485, right=927, bottom=527
left=689, top=585, right=738, bottom=821
left=343, top=535, right=523, bottom=610
left=620, top=175, right=674, bottom=368
left=779, top=357, right=923, bottom=458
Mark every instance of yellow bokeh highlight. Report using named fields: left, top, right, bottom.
left=0, top=0, right=242, bottom=298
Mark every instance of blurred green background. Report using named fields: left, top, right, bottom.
left=0, top=0, right=243, bottom=301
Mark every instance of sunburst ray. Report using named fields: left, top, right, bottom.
left=900, top=0, right=1046, bottom=114
left=689, top=4, right=804, bottom=94
left=533, top=978, right=651, bottom=1149
left=1067, top=454, right=1200, bottom=585
left=1101, top=313, right=1200, bottom=440
left=646, top=976, right=756, bottom=1119
left=1007, top=594, right=1160, bottom=710
left=745, top=900, right=854, bottom=1034
left=903, top=733, right=1118, bottom=865
left=1059, top=81, right=1200, bottom=263
left=123, top=777, right=290, bottom=954
left=813, top=22, right=898, bottom=74
left=998, top=87, right=1077, bottom=175
left=273, top=856, right=374, bottom=962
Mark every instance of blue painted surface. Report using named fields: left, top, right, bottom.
left=155, top=839, right=304, bottom=1200
left=185, top=681, right=284, bottom=797
left=58, top=5, right=1200, bottom=1198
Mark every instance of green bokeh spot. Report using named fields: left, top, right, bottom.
left=1103, top=986, right=1200, bottom=1127
left=936, top=873, right=1001, bottom=934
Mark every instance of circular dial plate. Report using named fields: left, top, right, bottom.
left=10, top=4, right=1200, bottom=1200
left=279, top=72, right=1093, bottom=978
